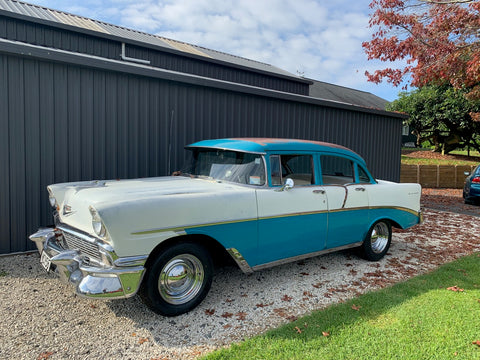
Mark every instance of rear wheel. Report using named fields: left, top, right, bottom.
left=361, top=220, right=391, bottom=261
left=139, top=242, right=213, bottom=316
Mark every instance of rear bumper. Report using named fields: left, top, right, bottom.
left=29, top=228, right=146, bottom=299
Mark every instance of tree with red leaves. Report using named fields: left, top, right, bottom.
left=363, top=0, right=480, bottom=99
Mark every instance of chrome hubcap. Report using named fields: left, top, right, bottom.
left=158, top=254, right=204, bottom=305
left=370, top=222, right=389, bottom=254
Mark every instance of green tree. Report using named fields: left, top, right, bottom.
left=388, top=84, right=480, bottom=153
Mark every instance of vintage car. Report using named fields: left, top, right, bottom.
left=30, top=138, right=422, bottom=316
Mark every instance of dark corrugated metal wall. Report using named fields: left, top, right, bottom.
left=0, top=15, right=308, bottom=95
left=0, top=52, right=402, bottom=254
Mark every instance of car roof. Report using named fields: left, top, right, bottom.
left=186, top=138, right=366, bottom=164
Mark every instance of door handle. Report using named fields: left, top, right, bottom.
left=355, top=187, right=366, bottom=192
left=313, top=189, right=326, bottom=194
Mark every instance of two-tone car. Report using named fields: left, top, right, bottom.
left=30, top=138, right=422, bottom=316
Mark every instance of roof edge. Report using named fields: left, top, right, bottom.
left=0, top=1, right=312, bottom=85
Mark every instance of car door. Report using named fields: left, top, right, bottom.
left=320, top=155, right=370, bottom=248
left=255, top=153, right=328, bottom=266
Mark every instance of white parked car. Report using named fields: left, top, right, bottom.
left=30, top=138, right=422, bottom=316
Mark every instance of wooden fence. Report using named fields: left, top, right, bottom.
left=400, top=164, right=476, bottom=188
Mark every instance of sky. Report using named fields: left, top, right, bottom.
left=23, top=0, right=406, bottom=102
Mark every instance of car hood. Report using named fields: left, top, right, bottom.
left=49, top=176, right=255, bottom=239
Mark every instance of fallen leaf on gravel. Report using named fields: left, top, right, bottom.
left=205, top=309, right=215, bottom=315
left=281, top=294, right=292, bottom=302
left=223, top=324, right=232, bottom=329
left=221, top=312, right=233, bottom=318
left=37, top=352, right=54, bottom=360
left=447, top=286, right=464, bottom=292
left=286, top=315, right=298, bottom=322
left=322, top=331, right=330, bottom=337
left=225, top=298, right=234, bottom=303
left=300, top=272, right=309, bottom=276
left=256, top=302, right=274, bottom=308
left=294, top=326, right=302, bottom=334
left=236, top=312, right=247, bottom=321
left=138, top=337, right=149, bottom=345
left=352, top=304, right=362, bottom=311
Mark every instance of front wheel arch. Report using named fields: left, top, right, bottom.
left=143, top=234, right=231, bottom=271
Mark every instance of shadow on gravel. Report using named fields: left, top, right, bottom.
left=422, top=188, right=480, bottom=217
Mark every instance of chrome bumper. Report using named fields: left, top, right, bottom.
left=29, top=228, right=146, bottom=299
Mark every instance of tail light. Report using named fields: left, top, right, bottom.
left=472, top=176, right=480, bottom=183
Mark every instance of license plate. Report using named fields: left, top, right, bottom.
left=40, top=251, right=52, bottom=272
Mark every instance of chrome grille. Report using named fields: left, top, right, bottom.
left=62, top=231, right=101, bottom=262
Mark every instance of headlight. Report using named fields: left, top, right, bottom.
left=47, top=188, right=57, bottom=208
left=89, top=206, right=107, bottom=238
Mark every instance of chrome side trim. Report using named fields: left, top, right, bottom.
left=226, top=248, right=254, bottom=274
left=251, top=242, right=364, bottom=272
left=131, top=218, right=257, bottom=236
left=131, top=206, right=422, bottom=236
left=114, top=255, right=148, bottom=267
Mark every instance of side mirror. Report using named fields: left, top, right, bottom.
left=276, top=178, right=294, bottom=192
left=464, top=171, right=471, bottom=176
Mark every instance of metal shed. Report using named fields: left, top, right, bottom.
left=0, top=0, right=406, bottom=254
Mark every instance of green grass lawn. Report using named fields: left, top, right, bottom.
left=400, top=155, right=479, bottom=166
left=203, top=254, right=480, bottom=360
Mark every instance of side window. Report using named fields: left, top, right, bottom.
left=320, top=155, right=354, bottom=185
left=269, top=154, right=314, bottom=186
left=358, top=166, right=371, bottom=183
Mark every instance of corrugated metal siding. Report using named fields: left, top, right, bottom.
left=0, top=0, right=301, bottom=80
left=0, top=14, right=309, bottom=95
left=0, top=52, right=401, bottom=254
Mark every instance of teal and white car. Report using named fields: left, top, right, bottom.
left=30, top=138, right=422, bottom=316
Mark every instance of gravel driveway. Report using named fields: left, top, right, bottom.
left=1, top=192, right=480, bottom=360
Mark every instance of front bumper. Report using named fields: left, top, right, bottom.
left=29, top=228, right=146, bottom=299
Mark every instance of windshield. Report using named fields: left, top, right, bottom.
left=182, top=149, right=266, bottom=186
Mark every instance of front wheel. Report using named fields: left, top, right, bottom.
left=139, top=242, right=213, bottom=316
left=361, top=220, right=392, bottom=261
